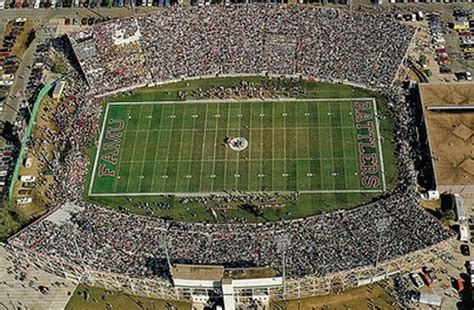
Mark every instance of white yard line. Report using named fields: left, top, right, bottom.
left=294, top=103, right=299, bottom=192
left=306, top=102, right=312, bottom=190
left=186, top=106, right=198, bottom=192
left=210, top=104, right=220, bottom=192
left=113, top=105, right=132, bottom=193
left=223, top=102, right=231, bottom=190
left=328, top=103, right=336, bottom=191
left=173, top=103, right=188, bottom=192
left=372, top=98, right=387, bottom=192
left=283, top=102, right=287, bottom=190
left=198, top=103, right=209, bottom=192
left=162, top=104, right=176, bottom=192
left=259, top=102, right=264, bottom=190
left=317, top=103, right=323, bottom=189
left=125, top=105, right=144, bottom=193
left=271, top=102, right=275, bottom=191
left=88, top=103, right=111, bottom=195
left=235, top=102, right=242, bottom=189
left=137, top=106, right=154, bottom=192
left=247, top=104, right=253, bottom=191
left=150, top=105, right=165, bottom=192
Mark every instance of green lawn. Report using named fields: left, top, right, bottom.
left=84, top=77, right=397, bottom=222
left=66, top=284, right=191, bottom=310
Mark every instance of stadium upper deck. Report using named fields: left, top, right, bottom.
left=68, top=5, right=414, bottom=95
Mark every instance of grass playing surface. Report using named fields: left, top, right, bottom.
left=89, top=99, right=386, bottom=196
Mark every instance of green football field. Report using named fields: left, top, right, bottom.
left=88, top=99, right=386, bottom=196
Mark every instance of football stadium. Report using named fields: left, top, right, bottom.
left=6, top=5, right=455, bottom=308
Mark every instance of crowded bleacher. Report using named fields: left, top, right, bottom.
left=9, top=191, right=453, bottom=280
left=69, top=5, right=414, bottom=94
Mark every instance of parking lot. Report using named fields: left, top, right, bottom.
left=412, top=193, right=474, bottom=309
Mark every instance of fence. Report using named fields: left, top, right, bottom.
left=8, top=82, right=54, bottom=199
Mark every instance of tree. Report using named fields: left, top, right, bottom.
left=0, top=200, right=24, bottom=242
left=51, top=56, right=67, bottom=75
left=441, top=209, right=455, bottom=223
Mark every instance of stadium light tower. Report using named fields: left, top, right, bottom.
left=374, top=217, right=391, bottom=268
left=275, top=235, right=291, bottom=298
left=64, top=223, right=87, bottom=281
left=159, top=235, right=172, bottom=272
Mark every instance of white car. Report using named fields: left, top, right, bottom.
left=20, top=175, right=36, bottom=182
left=16, top=197, right=32, bottom=205
left=410, top=272, right=424, bottom=288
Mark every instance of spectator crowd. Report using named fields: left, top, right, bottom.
left=69, top=5, right=414, bottom=95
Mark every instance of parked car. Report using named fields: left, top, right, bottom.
left=461, top=244, right=471, bottom=256
left=18, top=189, right=32, bottom=195
left=19, top=175, right=36, bottom=182
left=422, top=273, right=433, bottom=287
left=22, top=182, right=37, bottom=189
left=410, top=272, right=424, bottom=288
left=16, top=197, right=32, bottom=205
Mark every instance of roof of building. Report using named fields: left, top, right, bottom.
left=171, top=264, right=224, bottom=281
left=419, top=82, right=474, bottom=190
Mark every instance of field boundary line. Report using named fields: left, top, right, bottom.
left=88, top=102, right=111, bottom=195
left=259, top=102, right=264, bottom=190
left=108, top=98, right=377, bottom=105
left=89, top=98, right=384, bottom=196
left=283, top=102, right=287, bottom=190
left=113, top=105, right=132, bottom=193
